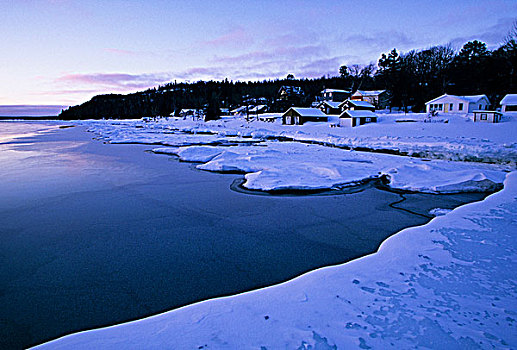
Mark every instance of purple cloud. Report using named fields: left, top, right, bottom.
left=212, top=45, right=328, bottom=65
left=341, top=31, right=417, bottom=53
left=203, top=27, right=253, bottom=48
left=56, top=72, right=172, bottom=90
left=103, top=48, right=137, bottom=56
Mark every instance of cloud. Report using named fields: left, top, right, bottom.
left=448, top=17, right=516, bottom=50
left=103, top=48, right=138, bottom=56
left=203, top=27, right=254, bottom=48
left=0, top=105, right=68, bottom=117
left=56, top=72, right=172, bottom=90
left=212, top=44, right=328, bottom=65
left=341, top=31, right=417, bottom=53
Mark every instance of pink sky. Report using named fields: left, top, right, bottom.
left=1, top=0, right=516, bottom=114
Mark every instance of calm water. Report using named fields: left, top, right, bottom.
left=0, top=122, right=487, bottom=349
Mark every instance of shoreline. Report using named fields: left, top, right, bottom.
left=34, top=169, right=517, bottom=349
left=1, top=121, right=489, bottom=349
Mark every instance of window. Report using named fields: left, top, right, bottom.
left=450, top=103, right=453, bottom=110
left=479, top=104, right=482, bottom=110
left=438, top=104, right=443, bottom=111
left=480, top=113, right=487, bottom=120
left=459, top=103, right=463, bottom=111
left=365, top=117, right=371, bottom=122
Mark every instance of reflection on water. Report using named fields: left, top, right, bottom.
left=0, top=122, right=488, bottom=349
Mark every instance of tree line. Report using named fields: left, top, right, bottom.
left=59, top=23, right=517, bottom=119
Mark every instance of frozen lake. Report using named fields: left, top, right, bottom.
left=0, top=122, right=487, bottom=349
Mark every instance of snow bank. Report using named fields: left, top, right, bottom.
left=34, top=172, right=517, bottom=349
left=78, top=115, right=517, bottom=166
left=152, top=142, right=508, bottom=193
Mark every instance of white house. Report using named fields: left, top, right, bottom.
left=500, top=94, right=517, bottom=112
left=473, top=110, right=502, bottom=123
left=339, top=110, right=378, bottom=127
left=425, top=94, right=490, bottom=114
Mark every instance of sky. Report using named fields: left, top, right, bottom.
left=0, top=0, right=516, bottom=114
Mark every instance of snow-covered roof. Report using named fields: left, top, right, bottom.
left=425, top=94, right=489, bottom=105
left=341, top=100, right=375, bottom=108
left=340, top=110, right=378, bottom=118
left=500, top=94, right=517, bottom=105
left=472, top=110, right=501, bottom=114
left=321, top=88, right=350, bottom=94
left=319, top=101, right=341, bottom=109
left=230, top=106, right=247, bottom=113
left=249, top=105, right=268, bottom=112
left=285, top=107, right=327, bottom=117
left=459, top=94, right=489, bottom=103
left=352, top=90, right=386, bottom=97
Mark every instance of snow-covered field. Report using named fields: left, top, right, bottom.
left=34, top=113, right=517, bottom=348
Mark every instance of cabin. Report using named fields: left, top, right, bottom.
left=351, top=90, right=389, bottom=108
left=425, top=94, right=490, bottom=114
left=339, top=110, right=378, bottom=127
left=282, top=107, right=328, bottom=125
left=339, top=99, right=375, bottom=112
left=321, top=89, right=350, bottom=102
left=318, top=101, right=342, bottom=115
left=179, top=109, right=200, bottom=118
left=500, top=94, right=517, bottom=112
left=473, top=110, right=502, bottom=123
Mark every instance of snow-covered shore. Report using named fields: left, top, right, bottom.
left=34, top=171, right=517, bottom=349
left=78, top=114, right=514, bottom=194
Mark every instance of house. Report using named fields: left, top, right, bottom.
left=339, top=99, right=375, bottom=112
left=321, top=89, right=350, bottom=102
left=425, top=94, right=490, bottom=114
left=339, top=110, right=378, bottom=127
left=318, top=101, right=342, bottom=115
left=278, top=86, right=304, bottom=101
left=178, top=109, right=200, bottom=118
left=351, top=90, right=389, bottom=108
left=500, top=94, right=517, bottom=112
left=230, top=106, right=248, bottom=115
left=282, top=107, right=328, bottom=125
left=473, top=110, right=502, bottom=123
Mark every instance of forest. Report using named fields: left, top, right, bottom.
left=59, top=24, right=517, bottom=120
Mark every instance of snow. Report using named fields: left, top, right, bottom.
left=345, top=100, right=375, bottom=109
left=340, top=110, right=378, bottom=119
left=352, top=90, right=385, bottom=97
left=285, top=107, right=327, bottom=117
left=426, top=94, right=488, bottom=105
left=33, top=170, right=517, bottom=349
left=150, top=142, right=507, bottom=193
left=500, top=93, right=517, bottom=105
left=321, top=88, right=349, bottom=94
left=320, top=101, right=341, bottom=109
left=77, top=114, right=516, bottom=193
